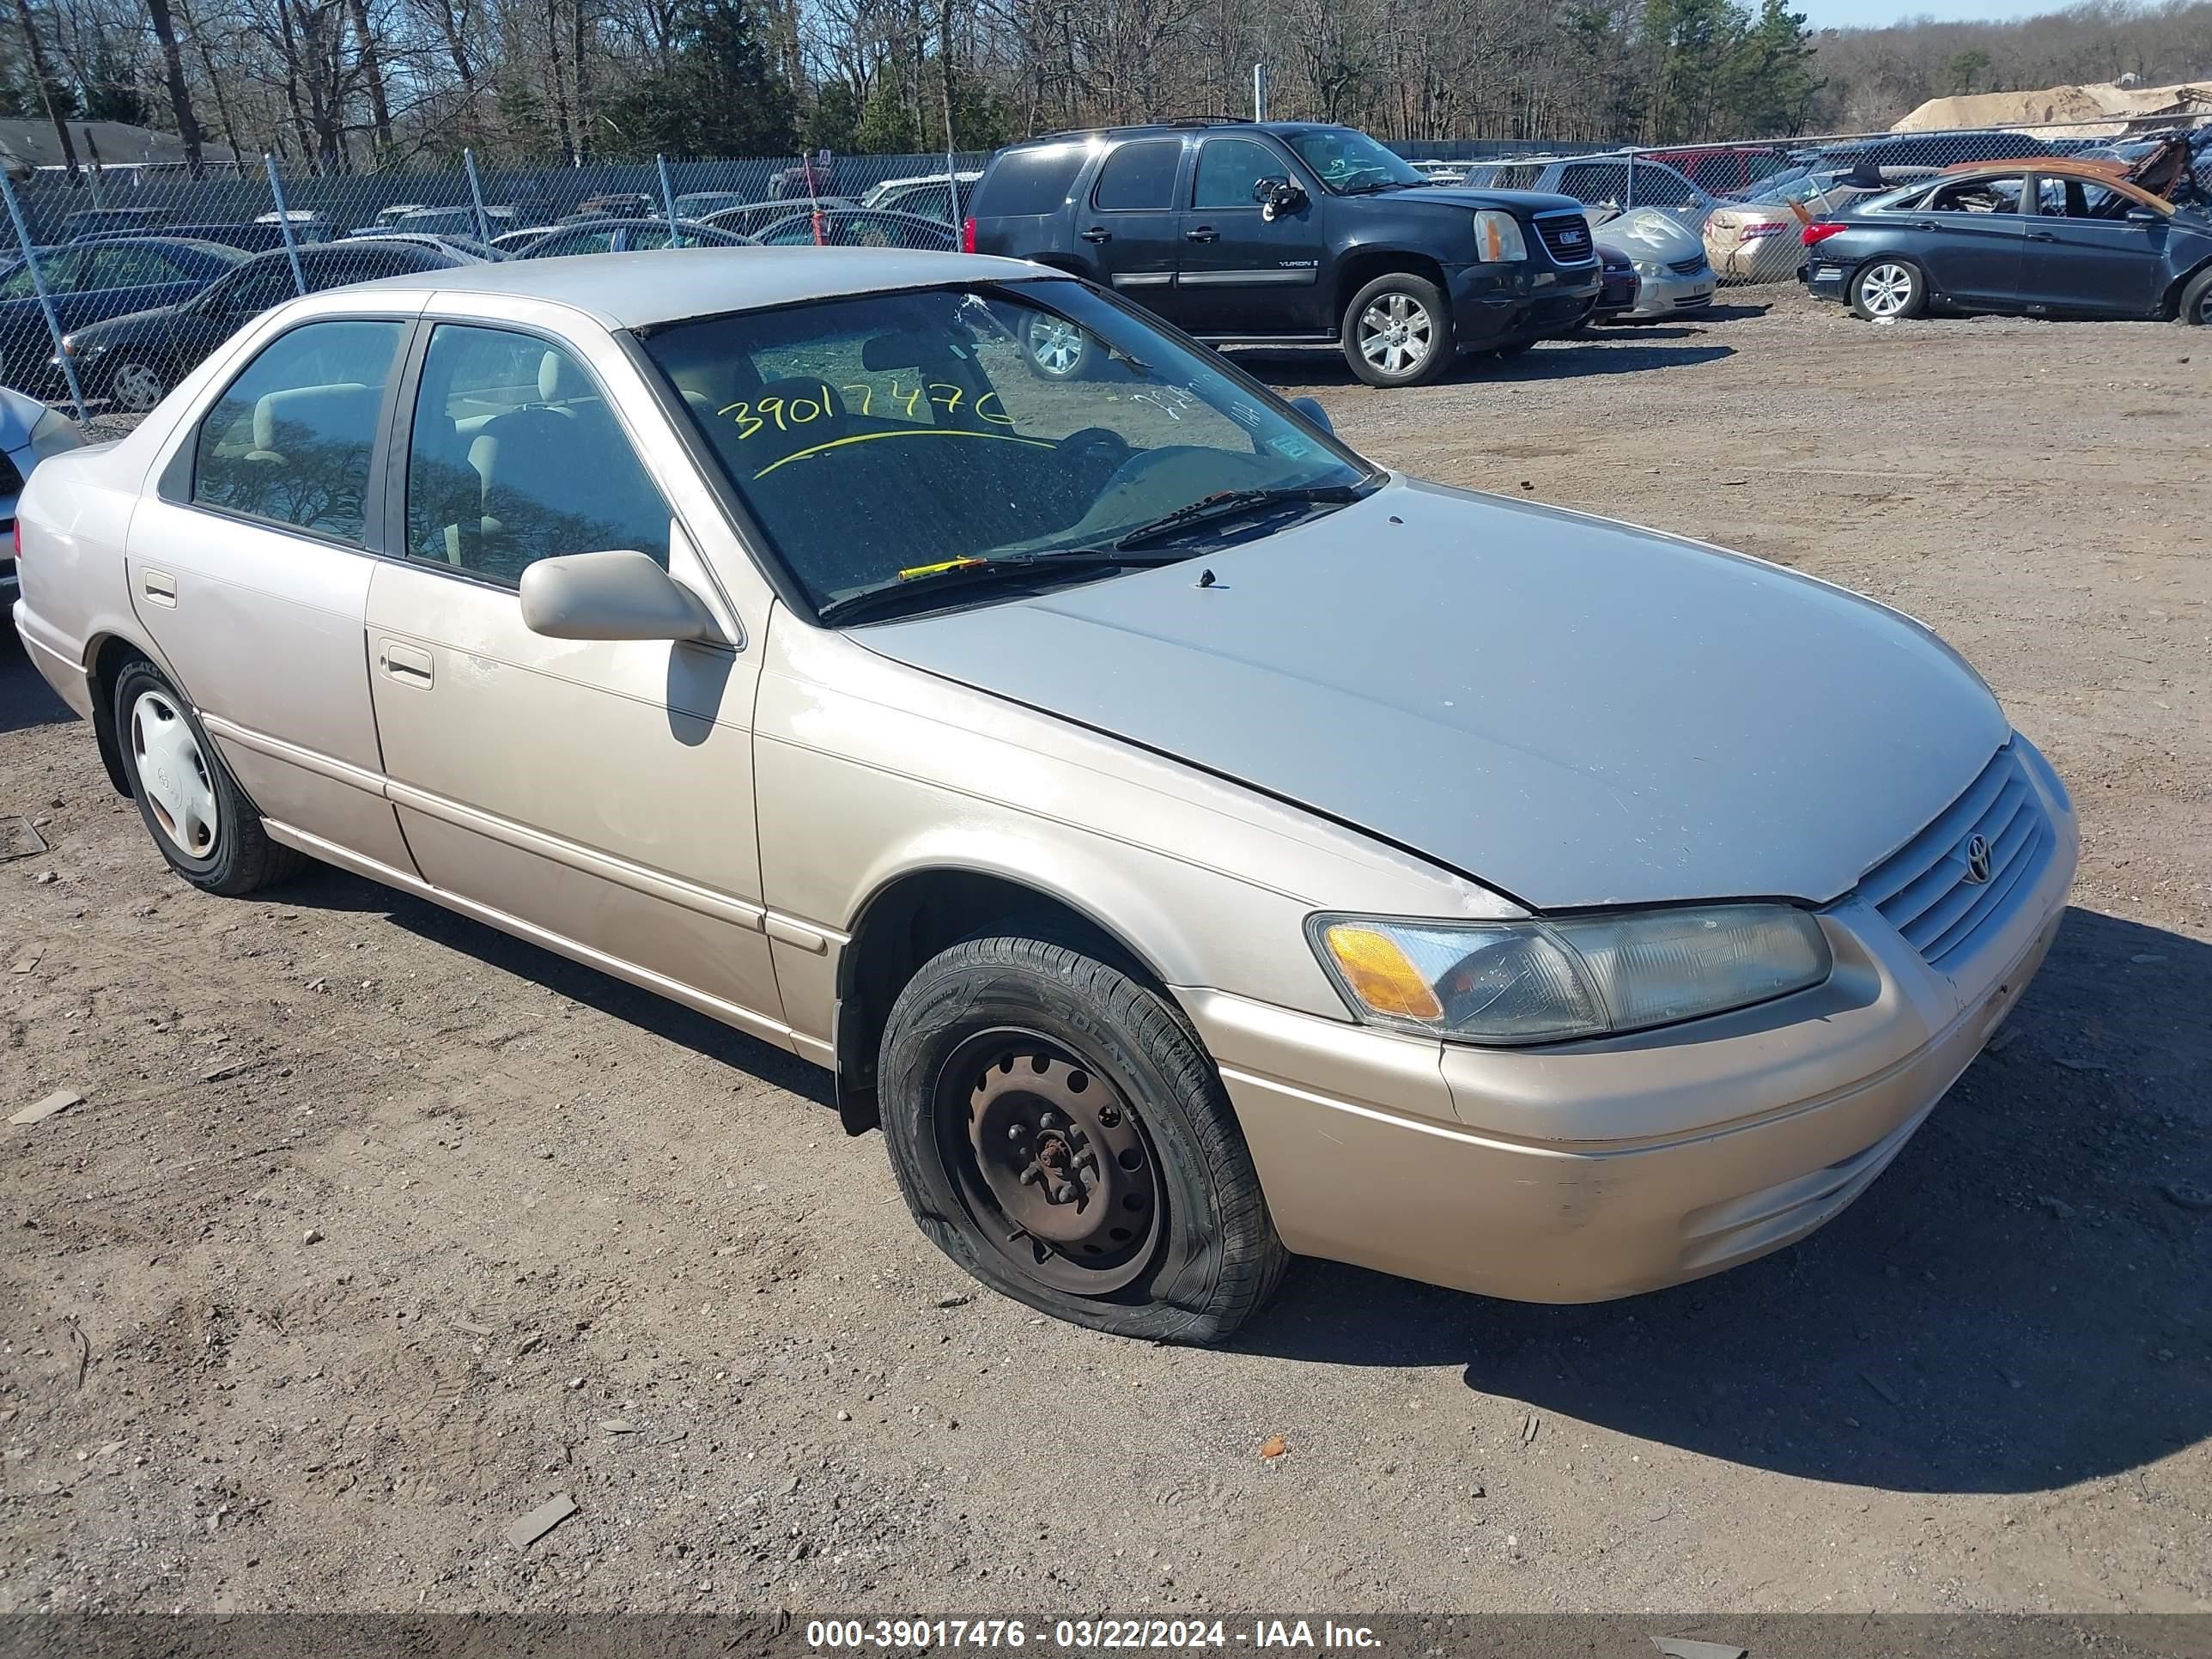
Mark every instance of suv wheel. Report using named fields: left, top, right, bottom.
left=1342, top=273, right=1455, bottom=387
left=1020, top=312, right=1095, bottom=380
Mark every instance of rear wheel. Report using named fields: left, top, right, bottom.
left=105, top=356, right=170, bottom=413
left=1850, top=258, right=1926, bottom=321
left=112, top=659, right=303, bottom=896
left=2177, top=265, right=2212, bottom=325
left=878, top=932, right=1287, bottom=1342
left=1341, top=272, right=1455, bottom=387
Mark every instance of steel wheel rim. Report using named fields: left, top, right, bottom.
left=1029, top=317, right=1085, bottom=375
left=113, top=362, right=164, bottom=410
left=1860, top=264, right=1913, bottom=317
left=130, top=690, right=220, bottom=860
left=1358, top=291, right=1434, bottom=374
left=934, top=1029, right=1164, bottom=1296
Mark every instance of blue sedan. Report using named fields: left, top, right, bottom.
left=0, top=236, right=244, bottom=394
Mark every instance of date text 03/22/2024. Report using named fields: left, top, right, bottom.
left=805, top=1621, right=1382, bottom=1651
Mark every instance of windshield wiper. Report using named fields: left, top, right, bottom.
left=1340, top=179, right=1415, bottom=195
left=817, top=550, right=1186, bottom=626
left=1111, top=483, right=1368, bottom=550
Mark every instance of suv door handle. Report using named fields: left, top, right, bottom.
left=1079, top=227, right=1112, bottom=243
left=379, top=640, right=434, bottom=687
left=1185, top=225, right=1218, bottom=242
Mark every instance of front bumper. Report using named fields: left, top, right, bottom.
left=1622, top=264, right=1717, bottom=318
left=1180, top=746, right=2077, bottom=1304
left=1446, top=260, right=1601, bottom=349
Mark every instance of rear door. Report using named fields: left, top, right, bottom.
left=1176, top=134, right=1327, bottom=337
left=1905, top=173, right=2030, bottom=306
left=2022, top=174, right=2171, bottom=317
left=1078, top=137, right=1193, bottom=321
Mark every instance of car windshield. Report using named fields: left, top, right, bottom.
left=645, top=279, right=1372, bottom=618
left=1282, top=128, right=1425, bottom=193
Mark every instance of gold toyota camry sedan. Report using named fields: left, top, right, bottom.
left=14, top=249, right=2075, bottom=1340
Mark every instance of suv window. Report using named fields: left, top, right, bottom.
left=1092, top=139, right=1182, bottom=211
left=1193, top=139, right=1285, bottom=210
left=1555, top=162, right=1630, bottom=206
left=404, top=323, right=673, bottom=585
left=1626, top=162, right=1698, bottom=206
left=973, top=143, right=1087, bottom=217
left=191, top=319, right=404, bottom=544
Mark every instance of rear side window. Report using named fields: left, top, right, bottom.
left=1556, top=162, right=1630, bottom=206
left=972, top=144, right=1087, bottom=217
left=191, top=319, right=404, bottom=544
left=1093, top=140, right=1182, bottom=211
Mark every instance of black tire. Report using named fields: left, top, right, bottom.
left=1849, top=257, right=1927, bottom=322
left=2177, top=264, right=2212, bottom=326
left=112, top=658, right=304, bottom=896
left=1019, top=311, right=1096, bottom=380
left=878, top=932, right=1288, bottom=1343
left=1340, top=271, right=1455, bottom=387
left=103, top=356, right=171, bottom=414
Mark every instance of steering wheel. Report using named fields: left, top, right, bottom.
left=1062, top=426, right=1131, bottom=470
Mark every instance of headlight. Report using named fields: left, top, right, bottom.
left=1472, top=210, right=1528, bottom=262
left=1633, top=259, right=1664, bottom=277
left=1309, top=905, right=1832, bottom=1045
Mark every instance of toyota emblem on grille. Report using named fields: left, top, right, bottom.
left=1963, top=834, right=1993, bottom=884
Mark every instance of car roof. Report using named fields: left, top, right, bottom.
left=1935, top=156, right=2173, bottom=210
left=337, top=246, right=1043, bottom=327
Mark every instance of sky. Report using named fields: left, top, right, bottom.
left=1798, top=0, right=2056, bottom=28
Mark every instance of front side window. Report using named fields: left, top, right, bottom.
left=191, top=319, right=404, bottom=544
left=1092, top=140, right=1182, bottom=211
left=404, top=324, right=673, bottom=585
left=646, top=281, right=1371, bottom=618
left=2037, top=176, right=2133, bottom=219
left=1194, top=139, right=1289, bottom=210
left=1280, top=128, right=1423, bottom=193
left=205, top=260, right=301, bottom=316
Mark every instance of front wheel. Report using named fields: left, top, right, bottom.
left=1850, top=258, right=1926, bottom=321
left=878, top=933, right=1287, bottom=1342
left=2177, top=265, right=2212, bottom=326
left=1020, top=311, right=1096, bottom=380
left=1342, top=272, right=1455, bottom=387
left=104, top=356, right=171, bottom=413
left=113, top=659, right=303, bottom=896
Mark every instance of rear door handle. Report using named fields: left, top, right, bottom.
left=140, top=568, right=177, bottom=607
left=1079, top=227, right=1112, bottom=243
left=379, top=640, right=434, bottom=687
left=1911, top=221, right=1940, bottom=232
left=2027, top=230, right=2057, bottom=241
left=1185, top=225, right=1218, bottom=242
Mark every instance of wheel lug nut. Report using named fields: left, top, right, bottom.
left=1006, top=1124, right=1026, bottom=1144
left=1019, top=1167, right=1042, bottom=1186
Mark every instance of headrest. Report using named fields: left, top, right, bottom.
left=537, top=349, right=586, bottom=403
left=251, top=382, right=377, bottom=458
left=860, top=330, right=939, bottom=372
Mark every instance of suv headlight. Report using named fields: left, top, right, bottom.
left=1472, top=210, right=1528, bottom=262
left=1309, top=904, right=1832, bottom=1045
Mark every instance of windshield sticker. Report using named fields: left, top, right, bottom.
left=1267, top=432, right=1316, bottom=459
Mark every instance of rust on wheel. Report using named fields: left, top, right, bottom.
left=937, top=1030, right=1164, bottom=1294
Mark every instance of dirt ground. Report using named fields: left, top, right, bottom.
left=3, top=286, right=2208, bottom=1618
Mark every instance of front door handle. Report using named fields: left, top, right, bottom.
left=140, top=568, right=177, bottom=607
left=1079, top=226, right=1112, bottom=243
left=1912, top=221, right=1940, bottom=233
left=1185, top=225, right=1218, bottom=242
left=2027, top=230, right=2057, bottom=241
left=379, top=640, right=434, bottom=687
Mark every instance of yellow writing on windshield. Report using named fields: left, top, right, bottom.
left=719, top=378, right=1018, bottom=441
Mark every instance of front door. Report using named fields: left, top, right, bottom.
left=2023, top=175, right=2171, bottom=318
left=362, top=317, right=786, bottom=1043
left=1176, top=135, right=1328, bottom=337
left=1910, top=173, right=2031, bottom=307
left=1077, top=137, right=1193, bottom=323
left=125, top=315, right=415, bottom=873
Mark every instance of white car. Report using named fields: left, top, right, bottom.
left=0, top=386, right=83, bottom=613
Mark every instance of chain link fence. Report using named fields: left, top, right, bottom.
left=1, top=113, right=2206, bottom=434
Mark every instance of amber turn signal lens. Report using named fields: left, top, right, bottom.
left=1322, top=925, right=1445, bottom=1022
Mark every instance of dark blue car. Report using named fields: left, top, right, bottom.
left=0, top=236, right=244, bottom=394
left=1802, top=160, right=2212, bottom=325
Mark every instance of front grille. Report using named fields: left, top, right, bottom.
left=1667, top=255, right=1708, bottom=276
left=1671, top=294, right=1711, bottom=307
left=1533, top=213, right=1595, bottom=264
left=1855, top=744, right=2053, bottom=972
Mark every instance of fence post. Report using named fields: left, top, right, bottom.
left=464, top=148, right=493, bottom=246
left=1626, top=149, right=1636, bottom=210
left=657, top=154, right=681, bottom=241
left=264, top=155, right=307, bottom=297
left=0, top=171, right=88, bottom=423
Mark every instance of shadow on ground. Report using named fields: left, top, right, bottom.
left=1234, top=336, right=1735, bottom=388
left=0, top=641, right=75, bottom=736
left=1233, top=905, right=2212, bottom=1497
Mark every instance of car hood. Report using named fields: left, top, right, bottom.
left=1385, top=185, right=1588, bottom=217
left=1594, top=207, right=1707, bottom=257
left=855, top=480, right=2007, bottom=911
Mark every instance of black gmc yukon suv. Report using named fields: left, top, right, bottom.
left=963, top=120, right=1601, bottom=386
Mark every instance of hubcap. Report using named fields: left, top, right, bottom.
left=113, top=362, right=165, bottom=410
left=1358, top=292, right=1434, bottom=374
left=130, top=690, right=220, bottom=860
left=1860, top=264, right=1913, bottom=318
left=1029, top=317, right=1085, bottom=375
left=938, top=1033, right=1164, bottom=1294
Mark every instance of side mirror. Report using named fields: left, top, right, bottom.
left=1254, top=178, right=1307, bottom=222
left=519, top=549, right=726, bottom=643
left=1289, top=395, right=1334, bottom=436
